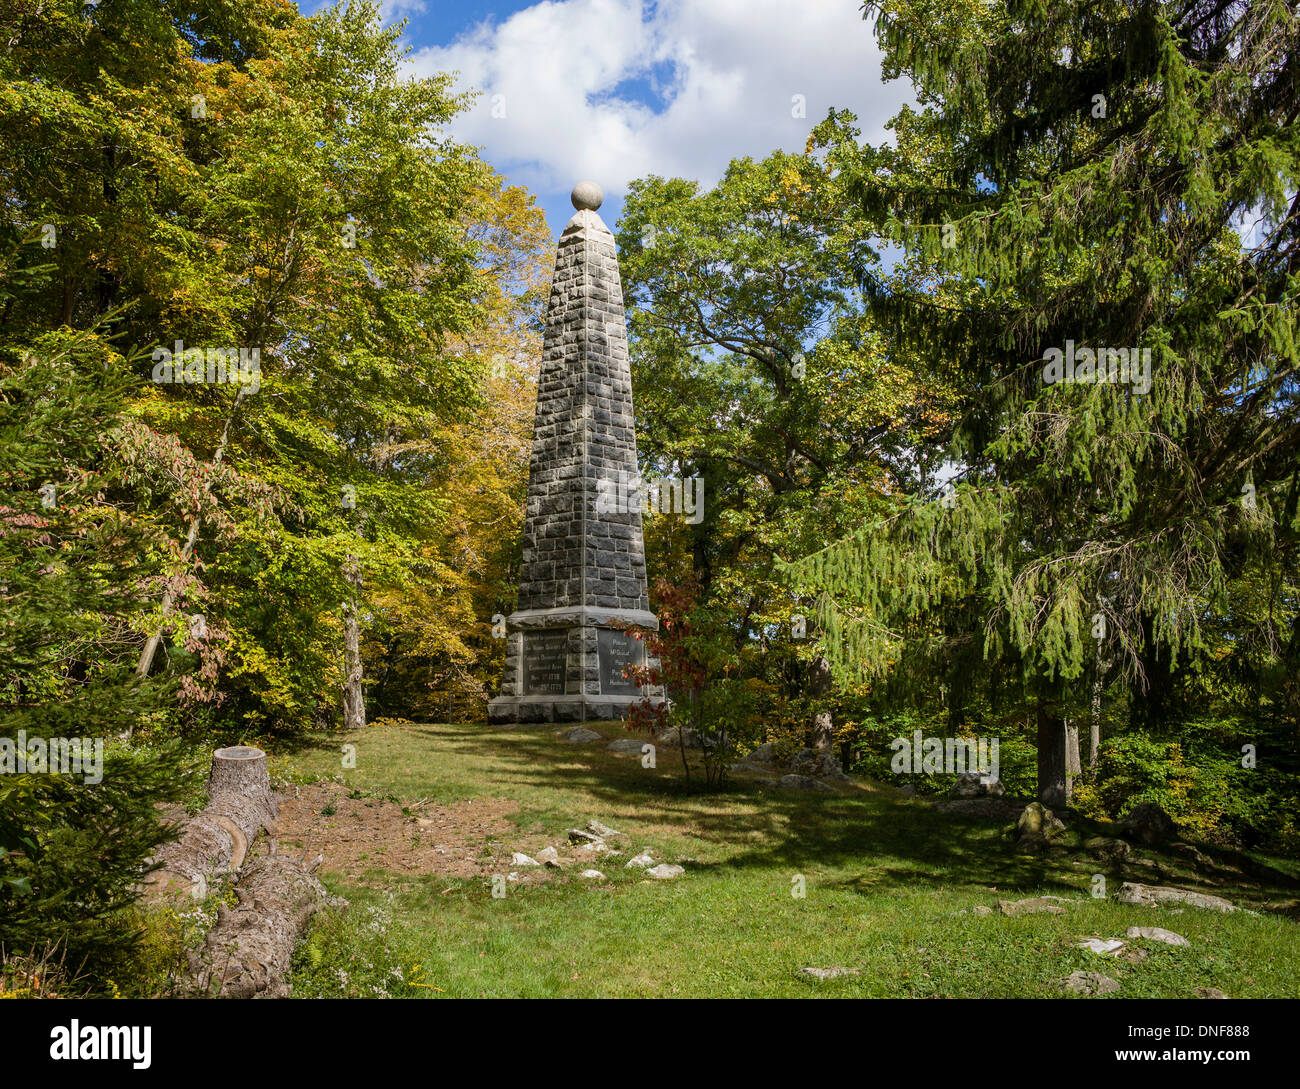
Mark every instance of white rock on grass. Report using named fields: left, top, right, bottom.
left=1076, top=937, right=1126, bottom=956
left=625, top=852, right=655, bottom=869
left=797, top=966, right=859, bottom=980
left=511, top=852, right=539, bottom=867
left=536, top=846, right=562, bottom=868
left=587, top=820, right=620, bottom=837
left=560, top=727, right=603, bottom=743
left=646, top=863, right=684, bottom=880
left=1117, top=882, right=1236, bottom=913
left=579, top=869, right=606, bottom=881
left=1125, top=926, right=1190, bottom=947
left=568, top=828, right=602, bottom=844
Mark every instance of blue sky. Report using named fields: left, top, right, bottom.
left=333, top=0, right=912, bottom=237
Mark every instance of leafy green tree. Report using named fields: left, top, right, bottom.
left=0, top=329, right=189, bottom=972
left=784, top=0, right=1299, bottom=808
left=618, top=113, right=956, bottom=738
left=2, top=0, right=536, bottom=733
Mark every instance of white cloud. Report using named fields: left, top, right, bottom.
left=408, top=0, right=911, bottom=198
left=381, top=0, right=428, bottom=21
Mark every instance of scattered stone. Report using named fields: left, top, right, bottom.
left=797, top=966, right=859, bottom=980
left=656, top=726, right=703, bottom=749
left=586, top=820, right=620, bottom=837
left=1125, top=926, right=1189, bottom=947
left=1170, top=842, right=1212, bottom=867
left=1085, top=836, right=1132, bottom=862
left=1076, top=937, right=1126, bottom=956
left=1196, top=987, right=1228, bottom=999
left=606, top=738, right=646, bottom=754
left=625, top=852, right=655, bottom=869
left=949, top=770, right=1006, bottom=799
left=742, top=742, right=779, bottom=765
left=646, top=863, right=684, bottom=880
left=777, top=774, right=834, bottom=793
left=536, top=846, right=562, bottom=868
left=936, top=796, right=1023, bottom=818
left=579, top=869, right=606, bottom=881
left=1117, top=882, right=1236, bottom=913
left=971, top=905, right=993, bottom=916
left=561, top=727, right=603, bottom=744
left=998, top=896, right=1067, bottom=917
left=1119, top=947, right=1149, bottom=964
left=1016, top=802, right=1066, bottom=846
left=511, top=852, right=539, bottom=867
left=576, top=841, right=609, bottom=855
left=1061, top=970, right=1121, bottom=995
left=1120, top=802, right=1177, bottom=846
left=789, top=748, right=852, bottom=783
left=567, top=828, right=602, bottom=845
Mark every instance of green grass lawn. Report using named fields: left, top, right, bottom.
left=273, top=719, right=1300, bottom=999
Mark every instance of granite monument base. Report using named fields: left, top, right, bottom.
left=486, top=605, right=664, bottom=725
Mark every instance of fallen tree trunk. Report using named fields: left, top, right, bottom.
left=143, top=745, right=343, bottom=996
left=186, top=846, right=339, bottom=998
left=146, top=745, right=278, bottom=899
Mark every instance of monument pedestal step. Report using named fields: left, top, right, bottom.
left=487, top=693, right=665, bottom=725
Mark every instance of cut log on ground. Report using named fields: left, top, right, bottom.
left=145, top=745, right=278, bottom=899
left=186, top=847, right=340, bottom=998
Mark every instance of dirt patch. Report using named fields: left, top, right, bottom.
left=271, top=782, right=516, bottom=881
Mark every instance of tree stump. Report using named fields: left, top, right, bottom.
left=145, top=746, right=278, bottom=899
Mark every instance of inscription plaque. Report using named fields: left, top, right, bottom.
left=597, top=628, right=645, bottom=695
left=523, top=629, right=569, bottom=695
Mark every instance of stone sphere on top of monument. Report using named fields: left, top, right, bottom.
left=571, top=181, right=603, bottom=212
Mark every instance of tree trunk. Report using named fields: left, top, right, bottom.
left=186, top=848, right=335, bottom=998
left=813, top=711, right=834, bottom=751
left=1089, top=668, right=1103, bottom=768
left=1065, top=718, right=1081, bottom=797
left=1088, top=627, right=1108, bottom=766
left=134, top=519, right=200, bottom=681
left=134, top=386, right=249, bottom=687
left=145, top=746, right=278, bottom=899
left=808, top=655, right=833, bottom=750
left=1036, top=705, right=1069, bottom=807
left=342, top=596, right=365, bottom=732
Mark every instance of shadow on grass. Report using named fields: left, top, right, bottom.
left=283, top=720, right=1298, bottom=905
left=378, top=721, right=1104, bottom=897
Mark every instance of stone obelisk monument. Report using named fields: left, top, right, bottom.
left=488, top=182, right=661, bottom=724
